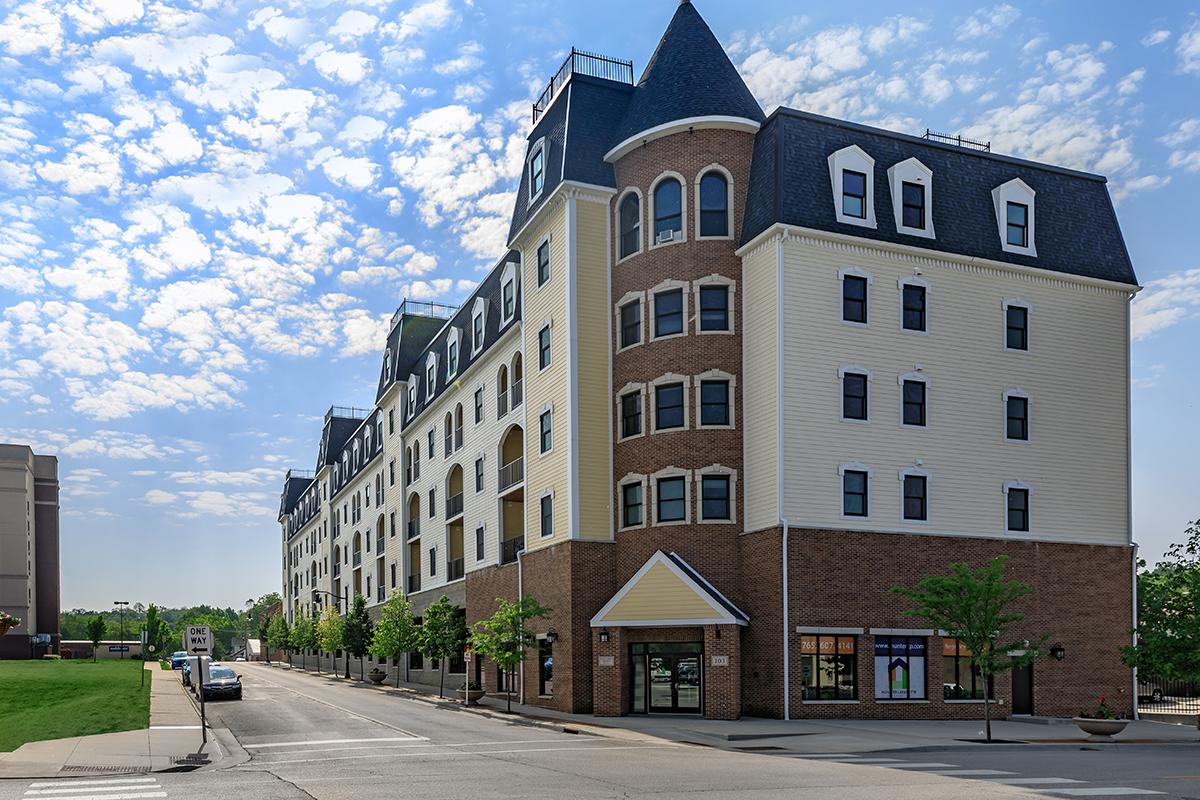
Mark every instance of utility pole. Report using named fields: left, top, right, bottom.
left=113, top=601, right=130, bottom=659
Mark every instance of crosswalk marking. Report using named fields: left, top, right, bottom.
left=28, top=780, right=156, bottom=789
left=927, top=769, right=1016, bottom=777
left=985, top=778, right=1086, bottom=785
left=884, top=762, right=959, bottom=769
left=1035, top=789, right=1164, bottom=797
left=245, top=735, right=424, bottom=748
left=24, top=776, right=166, bottom=800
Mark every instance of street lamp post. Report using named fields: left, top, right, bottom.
left=113, top=601, right=129, bottom=659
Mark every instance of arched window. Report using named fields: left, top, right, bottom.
left=653, top=179, right=682, bottom=241
left=619, top=193, right=640, bottom=259
left=699, top=171, right=729, bottom=237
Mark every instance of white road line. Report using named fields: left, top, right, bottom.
left=1037, top=789, right=1164, bottom=797
left=246, top=736, right=424, bottom=748
left=248, top=743, right=679, bottom=767
left=24, top=793, right=165, bottom=800
left=149, top=726, right=201, bottom=730
left=926, top=769, right=1016, bottom=777
left=985, top=779, right=1085, bottom=786
left=251, top=738, right=605, bottom=757
left=27, top=780, right=156, bottom=789
left=25, top=785, right=162, bottom=796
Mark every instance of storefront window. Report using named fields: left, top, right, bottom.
left=800, top=635, right=857, bottom=700
left=539, top=639, right=553, bottom=697
left=874, top=636, right=926, bottom=699
left=943, top=638, right=990, bottom=699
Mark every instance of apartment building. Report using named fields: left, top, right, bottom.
left=279, top=0, right=1138, bottom=718
left=0, top=444, right=60, bottom=659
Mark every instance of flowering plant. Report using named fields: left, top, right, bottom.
left=0, top=611, right=20, bottom=631
left=1082, top=695, right=1118, bottom=720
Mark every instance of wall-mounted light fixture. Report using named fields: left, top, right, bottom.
left=598, top=629, right=610, bottom=643
left=1049, top=642, right=1065, bottom=661
left=546, top=629, right=559, bottom=644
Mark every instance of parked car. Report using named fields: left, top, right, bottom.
left=198, top=665, right=243, bottom=701
left=170, top=651, right=188, bottom=670
left=181, top=656, right=212, bottom=688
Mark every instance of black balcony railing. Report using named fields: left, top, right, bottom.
left=407, top=520, right=419, bottom=540
left=352, top=551, right=361, bottom=568
left=447, top=558, right=465, bottom=581
left=332, top=563, right=341, bottom=577
left=511, top=380, right=523, bottom=408
left=500, top=536, right=525, bottom=565
left=446, top=492, right=464, bottom=519
left=498, top=458, right=524, bottom=492
left=376, top=586, right=385, bottom=603
left=444, top=433, right=452, bottom=456
left=532, top=48, right=634, bottom=123
left=454, top=428, right=463, bottom=450
left=497, top=391, right=508, bottom=418
left=407, top=574, right=421, bottom=593
left=376, top=534, right=384, bottom=553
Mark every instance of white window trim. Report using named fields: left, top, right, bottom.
left=898, top=466, right=932, bottom=525
left=648, top=171, right=688, bottom=249
left=695, top=464, right=737, bottom=524
left=616, top=382, right=647, bottom=442
left=838, top=462, right=873, bottom=521
left=1002, top=298, right=1032, bottom=353
left=828, top=144, right=877, bottom=229
left=425, top=353, right=438, bottom=401
left=500, top=261, right=519, bottom=327
left=537, top=319, right=553, bottom=373
left=407, top=375, right=418, bottom=418
left=693, top=163, right=734, bottom=241
left=538, top=488, right=555, bottom=538
left=651, top=466, right=692, bottom=526
left=473, top=522, right=486, bottom=562
left=650, top=373, right=691, bottom=434
left=838, top=365, right=872, bottom=425
left=694, top=369, right=736, bottom=429
left=473, top=383, right=485, bottom=426
left=538, top=403, right=554, bottom=457
left=887, top=157, right=935, bottom=239
left=526, top=137, right=547, bottom=206
left=617, top=472, right=648, bottom=531
left=1002, top=388, right=1032, bottom=444
left=446, top=328, right=461, bottom=378
left=650, top=279, right=689, bottom=342
left=898, top=370, right=930, bottom=430
left=898, top=275, right=931, bottom=335
left=534, top=234, right=552, bottom=289
left=471, top=297, right=488, bottom=355
left=615, top=290, right=646, bottom=353
left=692, top=274, right=736, bottom=335
left=614, top=187, right=644, bottom=264
left=838, top=267, right=873, bottom=327
left=1003, top=480, right=1033, bottom=534
left=992, top=178, right=1037, bottom=256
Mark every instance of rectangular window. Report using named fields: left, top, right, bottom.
left=656, top=476, right=686, bottom=522
left=655, top=383, right=684, bottom=430
left=474, top=387, right=483, bottom=423
left=427, top=429, right=435, bottom=456
left=1007, top=488, right=1029, bottom=532
left=388, top=408, right=394, bottom=435
left=390, top=562, right=396, bottom=589
left=620, top=300, right=641, bottom=348
left=475, top=525, right=484, bottom=561
left=538, top=325, right=551, bottom=370
left=530, top=148, right=544, bottom=196
left=654, top=289, right=683, bottom=337
left=701, top=474, right=730, bottom=520
left=1006, top=396, right=1029, bottom=441
left=389, top=460, right=395, bottom=486
left=901, top=182, right=925, bottom=229
left=699, top=380, right=729, bottom=426
left=842, top=373, right=867, bottom=420
left=540, top=494, right=553, bottom=537
left=475, top=458, right=484, bottom=492
left=1006, top=306, right=1028, bottom=350
left=800, top=635, right=857, bottom=700
left=428, top=547, right=436, bottom=576
left=902, top=381, right=926, bottom=427
left=842, top=275, right=867, bottom=323
left=842, top=170, right=866, bottom=219
left=620, top=391, right=642, bottom=438
left=428, top=488, right=435, bottom=518
left=902, top=284, right=926, bottom=331
left=874, top=636, right=926, bottom=699
left=502, top=281, right=514, bottom=319
left=622, top=482, right=643, bottom=527
left=539, top=410, right=552, bottom=453
left=389, top=510, right=396, bottom=538
left=536, top=240, right=550, bottom=286
left=943, top=639, right=990, bottom=700
left=903, top=474, right=927, bottom=521
left=473, top=313, right=483, bottom=350
left=447, top=341, right=457, bottom=375
left=1006, top=202, right=1028, bottom=247
left=843, top=471, right=868, bottom=517
left=699, top=286, right=729, bottom=331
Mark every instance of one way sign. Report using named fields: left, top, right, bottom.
left=184, top=624, right=213, bottom=656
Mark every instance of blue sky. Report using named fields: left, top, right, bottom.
left=0, top=0, right=1196, bottom=610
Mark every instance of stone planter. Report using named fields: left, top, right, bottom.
left=1072, top=717, right=1130, bottom=741
left=458, top=688, right=486, bottom=706
left=367, top=670, right=387, bottom=685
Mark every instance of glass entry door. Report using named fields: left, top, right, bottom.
left=632, top=643, right=703, bottom=713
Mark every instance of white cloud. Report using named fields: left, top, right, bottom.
left=320, top=154, right=379, bottom=189
left=37, top=139, right=123, bottom=195
left=1141, top=30, right=1171, bottom=47
left=1179, top=20, right=1200, bottom=74
left=124, top=121, right=204, bottom=173
left=329, top=10, right=378, bottom=41
left=65, top=0, right=145, bottom=35
left=956, top=4, right=1019, bottom=41
left=0, top=3, right=65, bottom=56
left=1131, top=269, right=1200, bottom=340
left=337, top=115, right=388, bottom=147
left=919, top=64, right=953, bottom=104
left=434, top=41, right=483, bottom=75
left=0, top=427, right=200, bottom=460
left=144, top=489, right=177, bottom=505
left=387, top=0, right=455, bottom=43
left=1116, top=68, right=1145, bottom=96
left=303, top=42, right=371, bottom=84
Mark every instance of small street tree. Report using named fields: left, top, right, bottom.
left=370, top=593, right=420, bottom=688
left=421, top=595, right=467, bottom=698
left=342, top=595, right=373, bottom=681
left=317, top=605, right=343, bottom=677
left=143, top=605, right=169, bottom=661
left=85, top=616, right=106, bottom=662
left=892, top=555, right=1044, bottom=741
left=290, top=615, right=317, bottom=671
left=258, top=615, right=274, bottom=664
left=469, top=594, right=550, bottom=712
left=1123, top=518, right=1200, bottom=683
left=267, top=615, right=291, bottom=666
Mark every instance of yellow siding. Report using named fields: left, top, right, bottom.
left=574, top=199, right=613, bottom=541
left=740, top=238, right=780, bottom=533
left=601, top=563, right=716, bottom=621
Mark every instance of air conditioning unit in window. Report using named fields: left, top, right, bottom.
left=656, top=229, right=679, bottom=245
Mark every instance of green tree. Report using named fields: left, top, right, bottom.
left=290, top=615, right=318, bottom=671
left=342, top=595, right=373, bottom=681
left=469, top=595, right=550, bottom=712
left=258, top=615, right=273, bottom=664
left=267, top=615, right=291, bottom=665
left=420, top=596, right=467, bottom=698
left=142, top=605, right=170, bottom=661
left=370, top=593, right=420, bottom=688
left=85, top=616, right=106, bottom=663
left=317, top=605, right=344, bottom=676
left=1123, top=519, right=1200, bottom=682
left=892, top=555, right=1044, bottom=740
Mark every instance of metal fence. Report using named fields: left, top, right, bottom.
left=1138, top=676, right=1200, bottom=715
left=532, top=49, right=634, bottom=123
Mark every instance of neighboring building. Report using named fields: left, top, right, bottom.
left=279, top=1, right=1138, bottom=718
left=0, top=444, right=61, bottom=659
left=60, top=640, right=142, bottom=660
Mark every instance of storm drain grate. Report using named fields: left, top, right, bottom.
left=170, top=755, right=211, bottom=765
left=60, top=765, right=150, bottom=774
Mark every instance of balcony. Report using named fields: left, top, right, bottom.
left=444, top=433, right=452, bottom=456
left=407, top=574, right=421, bottom=593
left=376, top=534, right=384, bottom=553
left=500, top=536, right=525, bottom=565
left=511, top=380, right=523, bottom=409
left=454, top=427, right=463, bottom=450
left=497, top=391, right=508, bottom=419
left=377, top=586, right=385, bottom=603
left=498, top=458, right=524, bottom=493
left=446, top=492, right=464, bottom=520
left=407, top=520, right=419, bottom=540
left=352, top=551, right=361, bottom=568
left=447, top=558, right=465, bottom=581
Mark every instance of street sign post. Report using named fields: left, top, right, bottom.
left=182, top=625, right=212, bottom=745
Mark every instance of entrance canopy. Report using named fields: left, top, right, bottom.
left=591, top=551, right=749, bottom=628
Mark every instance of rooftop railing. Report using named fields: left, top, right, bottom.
left=326, top=405, right=372, bottom=423
left=532, top=48, right=634, bottom=123
left=921, top=129, right=991, bottom=152
left=391, top=299, right=458, bottom=329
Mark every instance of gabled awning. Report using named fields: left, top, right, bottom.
left=590, top=550, right=749, bottom=628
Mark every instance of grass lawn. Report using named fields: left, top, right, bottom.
left=0, top=659, right=150, bottom=752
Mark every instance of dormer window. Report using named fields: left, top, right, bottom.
left=652, top=176, right=683, bottom=245
left=887, top=157, right=934, bottom=238
left=903, top=184, right=924, bottom=228
left=1006, top=203, right=1028, bottom=247
left=382, top=349, right=392, bottom=381
left=471, top=297, right=487, bottom=354
left=500, top=261, right=518, bottom=324
left=991, top=178, right=1036, bottom=256
left=426, top=354, right=437, bottom=400
left=842, top=171, right=866, bottom=218
left=828, top=145, right=877, bottom=229
left=447, top=338, right=458, bottom=377
left=528, top=140, right=546, bottom=202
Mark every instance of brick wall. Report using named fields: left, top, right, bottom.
left=704, top=624, right=742, bottom=719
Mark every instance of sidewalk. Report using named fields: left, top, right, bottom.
left=0, top=663, right=228, bottom=779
